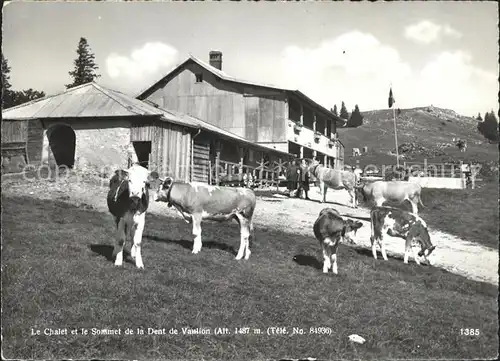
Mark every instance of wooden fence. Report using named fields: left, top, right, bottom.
left=211, top=158, right=290, bottom=189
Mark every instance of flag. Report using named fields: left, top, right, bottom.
left=388, top=87, right=395, bottom=108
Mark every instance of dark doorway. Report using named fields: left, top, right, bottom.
left=288, top=142, right=300, bottom=158
left=133, top=141, right=152, bottom=169
left=48, top=125, right=76, bottom=168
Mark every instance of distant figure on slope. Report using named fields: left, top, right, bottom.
left=456, top=139, right=467, bottom=152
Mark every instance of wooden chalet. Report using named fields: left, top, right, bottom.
left=137, top=51, right=346, bottom=169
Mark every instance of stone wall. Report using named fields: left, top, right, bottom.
left=43, top=119, right=137, bottom=174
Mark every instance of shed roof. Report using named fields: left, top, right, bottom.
left=2, top=82, right=171, bottom=120
left=2, top=82, right=292, bottom=157
left=137, top=55, right=346, bottom=126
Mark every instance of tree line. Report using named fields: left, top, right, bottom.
left=476, top=111, right=499, bottom=142
left=330, top=101, right=364, bottom=128
left=2, top=37, right=100, bottom=109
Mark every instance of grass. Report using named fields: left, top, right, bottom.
left=2, top=194, right=498, bottom=360
left=419, top=180, right=499, bottom=249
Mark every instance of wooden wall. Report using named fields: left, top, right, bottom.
left=145, top=62, right=288, bottom=143
left=1, top=120, right=44, bottom=165
left=1, top=120, right=28, bottom=143
left=243, top=96, right=286, bottom=143
left=131, top=121, right=191, bottom=182
left=27, top=120, right=44, bottom=163
left=192, top=137, right=210, bottom=183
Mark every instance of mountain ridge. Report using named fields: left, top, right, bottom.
left=338, top=105, right=498, bottom=169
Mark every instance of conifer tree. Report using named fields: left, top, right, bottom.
left=2, top=54, right=13, bottom=108
left=346, top=104, right=364, bottom=127
left=66, top=37, right=100, bottom=89
left=478, top=111, right=499, bottom=142
left=339, top=101, right=349, bottom=120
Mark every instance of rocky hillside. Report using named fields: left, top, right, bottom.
left=338, top=106, right=498, bottom=172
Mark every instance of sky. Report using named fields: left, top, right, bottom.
left=3, top=1, right=499, bottom=117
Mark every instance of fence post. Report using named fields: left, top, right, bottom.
left=459, top=160, right=464, bottom=188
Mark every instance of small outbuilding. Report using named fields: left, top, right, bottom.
left=1, top=82, right=293, bottom=184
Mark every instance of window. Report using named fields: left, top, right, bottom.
left=195, top=73, right=203, bottom=83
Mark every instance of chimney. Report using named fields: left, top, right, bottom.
left=209, top=51, right=222, bottom=70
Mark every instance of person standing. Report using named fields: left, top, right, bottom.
left=298, top=159, right=310, bottom=200
left=286, top=159, right=299, bottom=197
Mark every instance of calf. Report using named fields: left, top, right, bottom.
left=370, top=206, right=436, bottom=265
left=107, top=164, right=158, bottom=269
left=154, top=178, right=256, bottom=260
left=313, top=208, right=363, bottom=274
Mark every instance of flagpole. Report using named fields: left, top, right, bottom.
left=393, top=105, right=399, bottom=168
left=389, top=84, right=399, bottom=168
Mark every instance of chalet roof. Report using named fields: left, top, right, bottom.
left=136, top=54, right=346, bottom=126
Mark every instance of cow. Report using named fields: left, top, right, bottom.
left=352, top=148, right=361, bottom=157
left=370, top=206, right=436, bottom=265
left=107, top=164, right=159, bottom=269
left=313, top=208, right=363, bottom=274
left=306, top=158, right=362, bottom=207
left=357, top=180, right=424, bottom=214
left=154, top=177, right=256, bottom=260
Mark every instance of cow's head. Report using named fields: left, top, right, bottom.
left=121, top=164, right=159, bottom=204
left=342, top=219, right=363, bottom=244
left=153, top=176, right=174, bottom=202
left=410, top=223, right=436, bottom=265
left=354, top=179, right=369, bottom=201
left=353, top=167, right=363, bottom=180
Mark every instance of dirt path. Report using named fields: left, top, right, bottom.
left=2, top=176, right=497, bottom=285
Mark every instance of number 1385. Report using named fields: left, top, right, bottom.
left=460, top=328, right=480, bottom=336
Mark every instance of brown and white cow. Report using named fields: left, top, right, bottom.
left=357, top=180, right=424, bottom=214
left=306, top=159, right=362, bottom=208
left=313, top=208, right=363, bottom=274
left=154, top=178, right=256, bottom=260
left=370, top=206, right=436, bottom=265
left=107, top=164, right=158, bottom=269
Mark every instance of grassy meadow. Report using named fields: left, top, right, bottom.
left=2, top=193, right=497, bottom=360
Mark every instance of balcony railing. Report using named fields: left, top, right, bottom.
left=287, top=120, right=343, bottom=159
